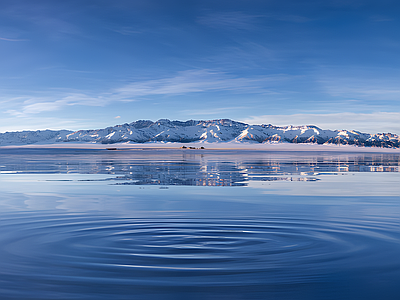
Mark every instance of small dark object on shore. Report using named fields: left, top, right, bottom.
left=180, top=145, right=205, bottom=149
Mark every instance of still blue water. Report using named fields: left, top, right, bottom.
left=0, top=148, right=399, bottom=299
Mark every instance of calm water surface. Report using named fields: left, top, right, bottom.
left=0, top=148, right=399, bottom=300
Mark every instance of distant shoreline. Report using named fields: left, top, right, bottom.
left=1, top=142, right=399, bottom=153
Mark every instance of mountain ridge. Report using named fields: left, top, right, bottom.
left=0, top=119, right=399, bottom=148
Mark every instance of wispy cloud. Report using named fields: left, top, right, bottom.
left=6, top=93, right=108, bottom=117
left=202, top=42, right=280, bottom=70
left=322, top=80, right=400, bottom=101
left=0, top=36, right=27, bottom=42
left=115, top=69, right=277, bottom=97
left=241, top=112, right=400, bottom=134
left=113, top=27, right=142, bottom=35
left=197, top=12, right=260, bottom=30
left=317, top=69, right=400, bottom=101
left=197, top=11, right=312, bottom=31
left=370, top=15, right=393, bottom=22
left=275, top=15, right=311, bottom=23
left=0, top=2, right=82, bottom=41
left=5, top=69, right=278, bottom=117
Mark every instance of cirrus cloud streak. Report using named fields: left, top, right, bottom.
left=5, top=69, right=284, bottom=117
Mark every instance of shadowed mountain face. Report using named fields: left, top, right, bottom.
left=0, top=119, right=399, bottom=148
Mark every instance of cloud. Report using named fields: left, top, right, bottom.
left=115, top=116, right=121, bottom=119
left=0, top=36, right=27, bottom=42
left=0, top=2, right=81, bottom=40
left=197, top=11, right=312, bottom=32
left=202, top=42, right=280, bottom=70
left=6, top=93, right=108, bottom=117
left=5, top=69, right=287, bottom=117
left=197, top=12, right=260, bottom=30
left=0, top=25, right=29, bottom=42
left=6, top=70, right=276, bottom=117
left=317, top=69, right=400, bottom=101
left=241, top=112, right=400, bottom=134
left=322, top=81, right=400, bottom=101
left=113, top=27, right=142, bottom=35
left=370, top=15, right=393, bottom=22
left=275, top=15, right=311, bottom=23
left=116, top=69, right=278, bottom=97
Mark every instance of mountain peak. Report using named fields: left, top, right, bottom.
left=0, top=119, right=399, bottom=148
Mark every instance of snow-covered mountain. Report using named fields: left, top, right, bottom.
left=1, top=119, right=399, bottom=148
left=0, top=129, right=72, bottom=146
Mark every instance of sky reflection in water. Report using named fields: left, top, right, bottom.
left=0, top=148, right=399, bottom=300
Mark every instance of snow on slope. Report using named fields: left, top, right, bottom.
left=0, top=130, right=72, bottom=145
left=0, top=119, right=399, bottom=148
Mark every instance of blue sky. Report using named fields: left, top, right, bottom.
left=1, top=0, right=400, bottom=134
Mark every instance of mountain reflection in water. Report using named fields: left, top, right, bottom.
left=0, top=148, right=398, bottom=186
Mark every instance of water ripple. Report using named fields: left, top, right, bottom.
left=0, top=212, right=399, bottom=299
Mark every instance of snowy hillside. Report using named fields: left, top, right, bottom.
left=0, top=130, right=72, bottom=146
left=1, top=119, right=399, bottom=148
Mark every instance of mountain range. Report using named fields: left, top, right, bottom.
left=0, top=119, right=399, bottom=148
